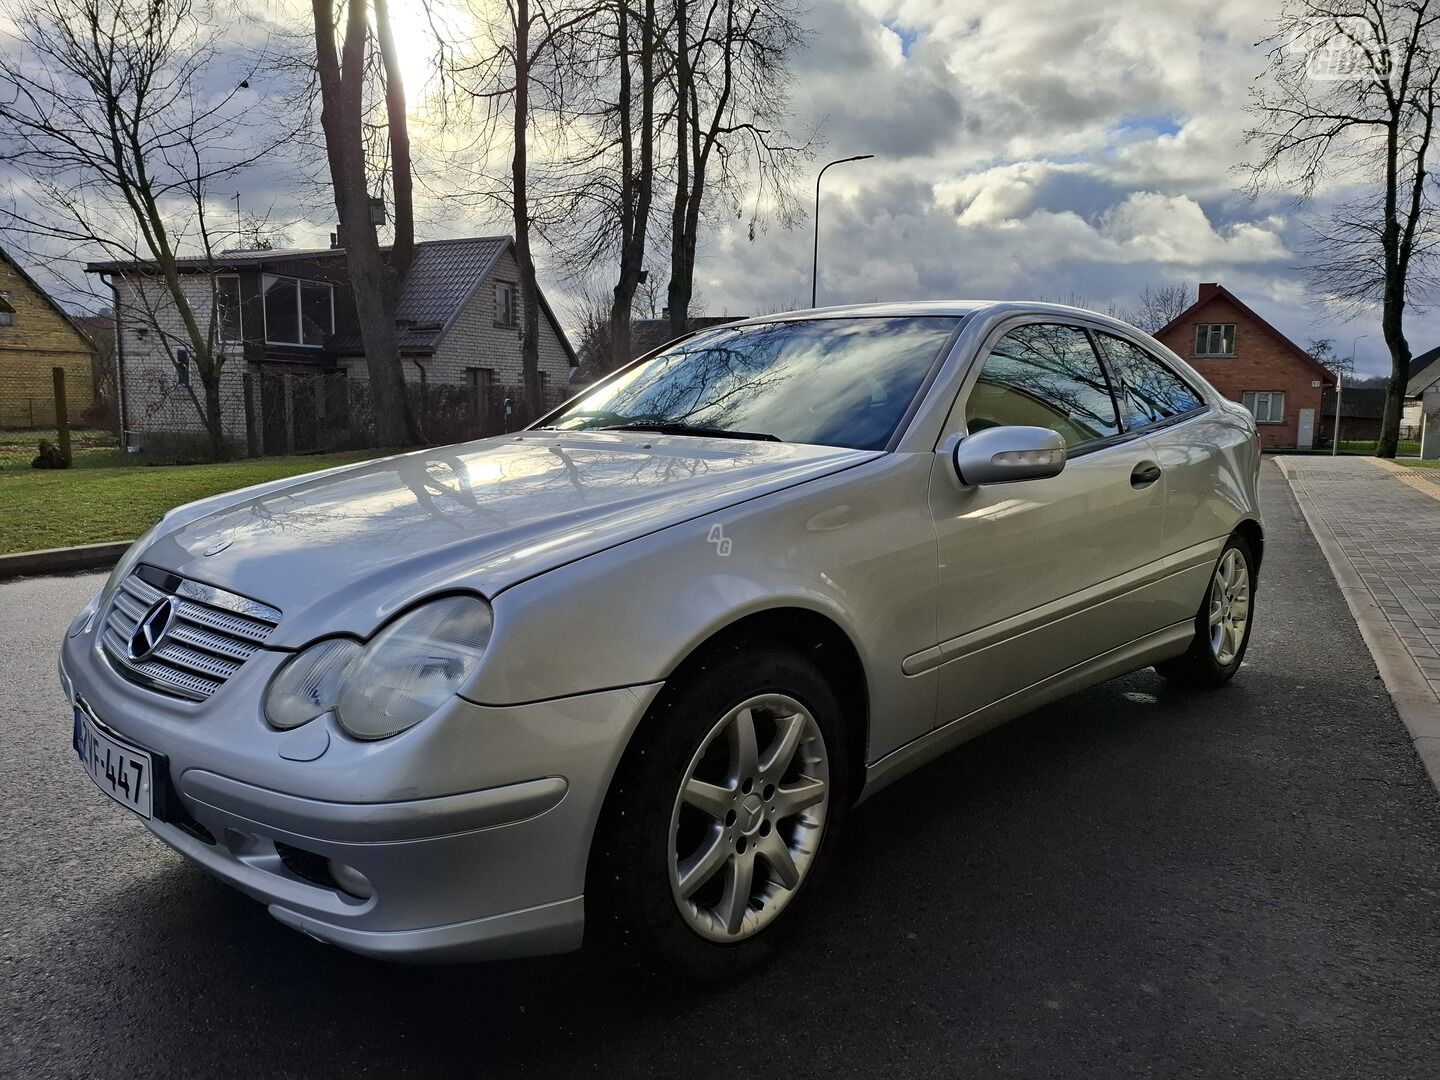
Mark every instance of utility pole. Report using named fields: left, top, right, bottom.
left=811, top=155, right=874, bottom=308
left=1334, top=334, right=1367, bottom=455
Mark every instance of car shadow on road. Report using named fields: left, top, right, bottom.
left=21, top=659, right=1439, bottom=1080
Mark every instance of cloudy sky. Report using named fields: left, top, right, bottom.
left=688, top=0, right=1405, bottom=377
left=680, top=0, right=1436, bottom=378
left=4, top=0, right=1422, bottom=376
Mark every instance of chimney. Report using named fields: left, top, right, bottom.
left=1198, top=282, right=1220, bottom=302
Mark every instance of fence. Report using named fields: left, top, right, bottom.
left=242, top=369, right=568, bottom=458
left=110, top=366, right=571, bottom=463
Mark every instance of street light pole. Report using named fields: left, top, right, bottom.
left=1334, top=334, right=1367, bottom=455
left=811, top=154, right=874, bottom=308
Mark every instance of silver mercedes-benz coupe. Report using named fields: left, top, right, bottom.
left=60, top=301, right=1261, bottom=978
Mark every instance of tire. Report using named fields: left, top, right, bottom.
left=587, top=641, right=850, bottom=981
left=1155, top=532, right=1255, bottom=689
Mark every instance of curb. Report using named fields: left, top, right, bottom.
left=1275, top=457, right=1440, bottom=795
left=0, top=541, right=129, bottom=582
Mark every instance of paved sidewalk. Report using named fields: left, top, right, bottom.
left=1278, top=454, right=1440, bottom=786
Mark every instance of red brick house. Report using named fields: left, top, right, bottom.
left=1155, top=282, right=1337, bottom=450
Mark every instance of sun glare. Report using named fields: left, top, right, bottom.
left=385, top=2, right=435, bottom=97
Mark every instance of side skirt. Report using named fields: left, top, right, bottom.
left=857, top=620, right=1195, bottom=804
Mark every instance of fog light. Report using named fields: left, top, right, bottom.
left=327, top=859, right=373, bottom=900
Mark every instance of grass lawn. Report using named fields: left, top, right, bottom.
left=1404, top=460, right=1440, bottom=469
left=1337, top=439, right=1422, bottom=456
left=0, top=450, right=385, bottom=555
left=0, top=428, right=127, bottom=471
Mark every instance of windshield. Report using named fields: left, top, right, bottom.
left=543, top=316, right=960, bottom=450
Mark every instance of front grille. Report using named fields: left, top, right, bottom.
left=101, top=565, right=280, bottom=701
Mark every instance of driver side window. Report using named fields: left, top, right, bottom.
left=965, top=323, right=1120, bottom=449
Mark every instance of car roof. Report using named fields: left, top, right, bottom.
left=723, top=300, right=1135, bottom=328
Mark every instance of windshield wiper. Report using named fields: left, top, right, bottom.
left=598, top=421, right=780, bottom=442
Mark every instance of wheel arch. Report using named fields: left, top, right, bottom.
left=1234, top=516, right=1264, bottom=577
left=657, top=606, right=872, bottom=807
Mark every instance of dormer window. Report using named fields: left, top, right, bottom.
left=1194, top=323, right=1236, bottom=356
left=263, top=274, right=333, bottom=347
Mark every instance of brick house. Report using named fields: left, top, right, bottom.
left=0, top=245, right=96, bottom=428
left=1155, top=282, right=1337, bottom=450
left=87, top=236, right=576, bottom=454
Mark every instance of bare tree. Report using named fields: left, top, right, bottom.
left=666, top=0, right=808, bottom=336
left=1242, top=0, right=1440, bottom=457
left=0, top=0, right=288, bottom=459
left=637, top=266, right=667, bottom=319
left=570, top=283, right=615, bottom=369
left=310, top=0, right=421, bottom=446
left=608, top=0, right=662, bottom=369
left=455, top=0, right=597, bottom=416
left=1124, top=284, right=1191, bottom=332
left=1308, top=335, right=1358, bottom=379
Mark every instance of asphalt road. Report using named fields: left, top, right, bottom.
left=4, top=462, right=1440, bottom=1079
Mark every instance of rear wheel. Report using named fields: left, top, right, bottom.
left=588, top=643, right=848, bottom=980
left=1156, top=533, right=1255, bottom=688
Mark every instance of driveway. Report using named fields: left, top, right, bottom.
left=4, top=460, right=1440, bottom=1079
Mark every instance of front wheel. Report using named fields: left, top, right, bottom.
left=1155, top=533, right=1255, bottom=688
left=587, top=644, right=849, bottom=980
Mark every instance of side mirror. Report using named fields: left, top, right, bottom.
left=951, top=425, right=1066, bottom=486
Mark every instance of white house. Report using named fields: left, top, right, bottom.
left=87, top=236, right=576, bottom=454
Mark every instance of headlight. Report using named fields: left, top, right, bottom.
left=85, top=521, right=164, bottom=636
left=68, top=590, right=102, bottom=638
left=337, top=596, right=494, bottom=739
left=264, top=638, right=362, bottom=729
left=264, top=596, right=493, bottom=741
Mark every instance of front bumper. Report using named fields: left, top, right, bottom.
left=60, top=629, right=660, bottom=962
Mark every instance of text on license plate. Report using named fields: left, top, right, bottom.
left=73, top=708, right=153, bottom=819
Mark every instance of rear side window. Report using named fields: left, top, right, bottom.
left=966, top=323, right=1120, bottom=448
left=1095, top=333, right=1203, bottom=429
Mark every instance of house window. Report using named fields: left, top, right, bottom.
left=1242, top=390, right=1285, bottom=424
left=467, top=366, right=494, bottom=419
left=263, top=274, right=333, bottom=347
left=173, top=347, right=190, bottom=387
left=215, top=276, right=242, bottom=343
left=1194, top=323, right=1236, bottom=356
left=539, top=370, right=550, bottom=402
left=494, top=281, right=517, bottom=328
left=0, top=291, right=13, bottom=327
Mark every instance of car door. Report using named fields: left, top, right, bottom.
left=926, top=319, right=1170, bottom=726
left=1091, top=330, right=1249, bottom=599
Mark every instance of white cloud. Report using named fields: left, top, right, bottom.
left=3, top=0, right=1425, bottom=377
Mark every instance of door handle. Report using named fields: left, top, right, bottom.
left=1131, top=461, right=1162, bottom=488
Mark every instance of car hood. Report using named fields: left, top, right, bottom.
left=138, top=431, right=879, bottom=645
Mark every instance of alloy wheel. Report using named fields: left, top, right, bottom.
left=667, top=693, right=830, bottom=943
left=1208, top=548, right=1250, bottom=666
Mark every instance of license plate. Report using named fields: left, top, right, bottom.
left=73, top=707, right=153, bottom=819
